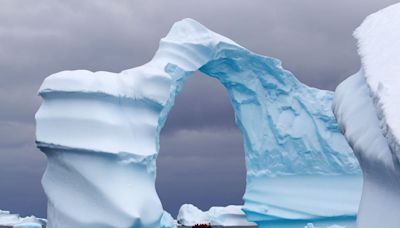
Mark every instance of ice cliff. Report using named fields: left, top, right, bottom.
left=332, top=3, right=400, bottom=228
left=36, top=18, right=361, bottom=227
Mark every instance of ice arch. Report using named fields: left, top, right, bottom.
left=35, top=19, right=361, bottom=228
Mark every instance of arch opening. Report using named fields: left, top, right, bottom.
left=156, top=72, right=246, bottom=217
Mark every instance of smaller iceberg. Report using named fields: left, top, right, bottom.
left=0, top=210, right=46, bottom=228
left=177, top=204, right=256, bottom=226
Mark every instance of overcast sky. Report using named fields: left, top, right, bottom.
left=0, top=0, right=398, bottom=218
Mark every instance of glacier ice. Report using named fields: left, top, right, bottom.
left=177, top=204, right=256, bottom=226
left=35, top=18, right=362, bottom=227
left=332, top=3, right=400, bottom=228
left=0, top=210, right=46, bottom=228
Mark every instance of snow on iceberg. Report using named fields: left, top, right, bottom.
left=177, top=204, right=256, bottom=226
left=36, top=18, right=361, bottom=227
left=332, top=3, right=400, bottom=228
left=0, top=210, right=46, bottom=228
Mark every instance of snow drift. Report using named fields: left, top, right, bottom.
left=36, top=18, right=361, bottom=227
left=332, top=3, right=400, bottom=228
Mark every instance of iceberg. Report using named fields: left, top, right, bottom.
left=35, top=18, right=361, bottom=227
left=177, top=204, right=210, bottom=226
left=332, top=3, right=400, bottom=228
left=177, top=204, right=256, bottom=226
left=0, top=210, right=46, bottom=228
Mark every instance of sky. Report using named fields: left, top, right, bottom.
left=0, top=0, right=398, bottom=218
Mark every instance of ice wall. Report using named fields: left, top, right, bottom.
left=332, top=3, right=400, bottom=228
left=36, top=18, right=361, bottom=227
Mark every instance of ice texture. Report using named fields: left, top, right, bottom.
left=160, top=211, right=176, bottom=228
left=177, top=204, right=256, bottom=226
left=332, top=3, right=400, bottom=228
left=36, top=18, right=361, bottom=227
left=0, top=210, right=46, bottom=228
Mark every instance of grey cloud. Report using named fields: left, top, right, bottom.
left=0, top=142, right=47, bottom=217
left=0, top=121, right=34, bottom=147
left=160, top=128, right=243, bottom=158
left=0, top=143, right=45, bottom=219
left=0, top=86, right=41, bottom=123
left=1, top=0, right=398, bottom=90
left=161, top=73, right=237, bottom=134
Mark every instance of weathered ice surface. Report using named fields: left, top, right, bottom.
left=0, top=210, right=46, bottom=228
left=332, top=3, right=400, bottom=228
left=36, top=18, right=361, bottom=227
